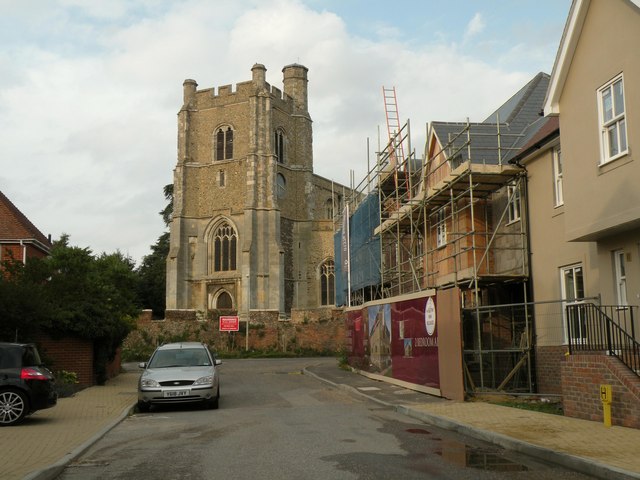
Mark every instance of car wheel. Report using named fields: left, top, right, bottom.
left=0, top=389, right=29, bottom=426
left=137, top=401, right=151, bottom=413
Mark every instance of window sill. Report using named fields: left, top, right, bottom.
left=599, top=150, right=630, bottom=169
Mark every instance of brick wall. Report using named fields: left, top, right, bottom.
left=561, top=354, right=640, bottom=428
left=36, top=334, right=94, bottom=385
left=535, top=345, right=568, bottom=394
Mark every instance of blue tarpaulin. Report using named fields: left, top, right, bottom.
left=334, top=193, right=381, bottom=306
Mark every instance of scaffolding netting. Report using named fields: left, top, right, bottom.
left=334, top=193, right=382, bottom=306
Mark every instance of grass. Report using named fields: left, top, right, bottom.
left=491, top=399, right=563, bottom=416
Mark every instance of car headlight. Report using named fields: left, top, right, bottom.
left=140, top=378, right=160, bottom=388
left=193, top=375, right=214, bottom=386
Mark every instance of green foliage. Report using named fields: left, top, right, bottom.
left=56, top=370, right=79, bottom=384
left=136, top=232, right=169, bottom=318
left=0, top=235, right=140, bottom=384
left=0, top=255, right=50, bottom=341
left=493, top=399, right=563, bottom=416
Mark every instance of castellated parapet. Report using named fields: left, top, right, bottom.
left=180, top=64, right=308, bottom=116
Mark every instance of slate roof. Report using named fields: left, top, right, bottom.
left=0, top=190, right=51, bottom=250
left=430, top=72, right=551, bottom=165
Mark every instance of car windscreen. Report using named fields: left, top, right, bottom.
left=148, top=348, right=211, bottom=368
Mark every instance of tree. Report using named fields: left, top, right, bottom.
left=0, top=256, right=49, bottom=342
left=136, top=183, right=173, bottom=318
left=0, top=235, right=140, bottom=383
left=136, top=232, right=169, bottom=318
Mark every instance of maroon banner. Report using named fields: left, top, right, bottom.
left=390, top=296, right=439, bottom=389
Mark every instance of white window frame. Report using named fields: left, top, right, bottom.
left=598, top=74, right=628, bottom=164
left=507, top=183, right=521, bottom=224
left=553, top=147, right=563, bottom=207
left=436, top=209, right=447, bottom=248
left=560, top=264, right=586, bottom=343
left=614, top=250, right=628, bottom=306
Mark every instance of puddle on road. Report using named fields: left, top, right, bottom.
left=406, top=428, right=529, bottom=472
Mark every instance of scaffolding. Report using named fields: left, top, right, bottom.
left=335, top=115, right=534, bottom=392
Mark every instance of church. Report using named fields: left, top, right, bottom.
left=166, top=64, right=347, bottom=321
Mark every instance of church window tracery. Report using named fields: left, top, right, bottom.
left=215, top=126, right=234, bottom=161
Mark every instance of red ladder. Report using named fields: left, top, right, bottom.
left=382, top=86, right=405, bottom=168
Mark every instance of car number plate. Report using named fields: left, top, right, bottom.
left=164, top=389, right=189, bottom=398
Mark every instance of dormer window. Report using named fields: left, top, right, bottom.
left=215, top=126, right=234, bottom=161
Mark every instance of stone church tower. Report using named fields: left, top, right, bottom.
left=166, top=64, right=344, bottom=321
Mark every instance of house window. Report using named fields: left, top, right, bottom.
left=507, top=183, right=521, bottom=223
left=211, top=221, right=237, bottom=272
left=219, top=170, right=225, bottom=187
left=614, top=250, right=628, bottom=306
left=320, top=259, right=335, bottom=306
left=598, top=74, right=628, bottom=164
left=436, top=208, right=447, bottom=248
left=215, top=126, right=234, bottom=161
left=553, top=147, right=563, bottom=207
left=274, top=129, right=285, bottom=163
left=561, top=264, right=585, bottom=342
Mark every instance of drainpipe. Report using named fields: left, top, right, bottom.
left=20, top=240, right=26, bottom=264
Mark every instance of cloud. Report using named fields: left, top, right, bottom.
left=0, top=0, right=553, bottom=264
left=464, top=12, right=486, bottom=41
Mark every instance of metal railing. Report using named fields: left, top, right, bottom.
left=566, top=303, right=640, bottom=376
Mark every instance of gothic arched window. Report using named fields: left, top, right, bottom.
left=211, top=221, right=237, bottom=272
left=325, top=198, right=334, bottom=220
left=274, top=128, right=285, bottom=164
left=215, top=126, right=234, bottom=161
left=320, top=259, right=335, bottom=306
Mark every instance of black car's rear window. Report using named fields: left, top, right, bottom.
left=22, top=346, right=42, bottom=367
left=0, top=345, right=42, bottom=369
left=0, top=347, right=23, bottom=369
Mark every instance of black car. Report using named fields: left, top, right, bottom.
left=0, top=342, right=57, bottom=426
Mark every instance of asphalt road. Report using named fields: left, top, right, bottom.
left=57, top=358, right=596, bottom=480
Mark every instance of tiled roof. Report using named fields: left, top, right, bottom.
left=0, top=190, right=51, bottom=249
left=430, top=72, right=551, bottom=165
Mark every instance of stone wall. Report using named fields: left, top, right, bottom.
left=127, top=308, right=345, bottom=358
left=561, top=353, right=640, bottom=428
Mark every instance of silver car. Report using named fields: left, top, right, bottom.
left=137, top=342, right=221, bottom=412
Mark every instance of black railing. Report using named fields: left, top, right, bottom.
left=566, top=303, right=640, bottom=376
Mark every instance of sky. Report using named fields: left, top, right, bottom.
left=0, top=0, right=571, bottom=265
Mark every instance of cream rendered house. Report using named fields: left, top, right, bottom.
left=524, top=0, right=640, bottom=395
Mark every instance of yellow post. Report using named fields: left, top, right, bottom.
left=600, top=384, right=612, bottom=427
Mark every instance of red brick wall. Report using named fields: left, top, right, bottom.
left=104, top=348, right=122, bottom=380
left=535, top=345, right=568, bottom=395
left=1, top=243, right=48, bottom=263
left=36, top=334, right=94, bottom=386
left=561, top=354, right=640, bottom=428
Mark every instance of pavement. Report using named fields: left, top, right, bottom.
left=1, top=359, right=639, bottom=480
